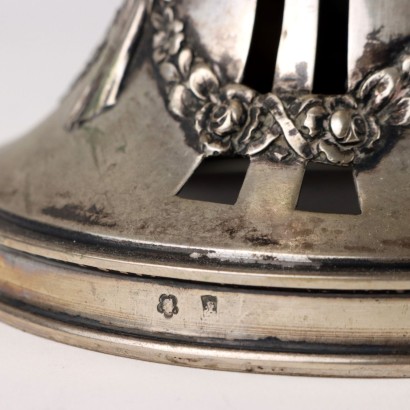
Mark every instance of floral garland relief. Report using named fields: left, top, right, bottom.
left=152, top=0, right=410, bottom=166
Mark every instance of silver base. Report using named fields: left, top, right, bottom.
left=0, top=0, right=409, bottom=377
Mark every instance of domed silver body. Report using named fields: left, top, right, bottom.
left=0, top=0, right=409, bottom=376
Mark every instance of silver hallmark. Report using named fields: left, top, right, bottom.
left=1, top=0, right=410, bottom=378
left=157, top=294, right=179, bottom=319
left=201, top=295, right=218, bottom=317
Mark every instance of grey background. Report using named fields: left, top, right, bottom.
left=0, top=1, right=409, bottom=409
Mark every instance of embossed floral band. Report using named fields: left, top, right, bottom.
left=151, top=1, right=410, bottom=166
left=1, top=0, right=410, bottom=378
left=69, top=0, right=410, bottom=167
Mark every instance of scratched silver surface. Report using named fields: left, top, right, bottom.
left=1, top=0, right=410, bottom=377
left=0, top=0, right=408, bottom=281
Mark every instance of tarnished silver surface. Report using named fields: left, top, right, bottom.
left=0, top=0, right=409, bottom=376
left=348, top=0, right=410, bottom=88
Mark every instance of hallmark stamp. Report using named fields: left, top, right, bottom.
left=157, top=294, right=179, bottom=319
left=201, top=295, right=218, bottom=317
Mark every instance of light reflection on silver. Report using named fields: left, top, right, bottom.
left=274, top=0, right=319, bottom=92
left=182, top=0, right=257, bottom=83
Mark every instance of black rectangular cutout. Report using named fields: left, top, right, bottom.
left=312, top=0, right=349, bottom=95
left=296, top=162, right=361, bottom=215
left=242, top=0, right=285, bottom=93
left=177, top=157, right=250, bottom=205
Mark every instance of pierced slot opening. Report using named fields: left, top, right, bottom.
left=296, top=163, right=361, bottom=215
left=242, top=0, right=286, bottom=93
left=177, top=157, right=250, bottom=205
left=312, top=0, right=349, bottom=94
